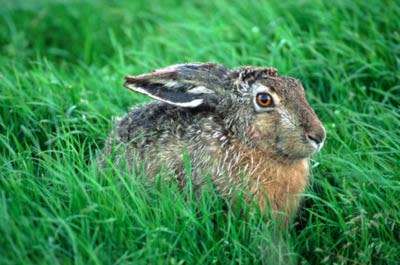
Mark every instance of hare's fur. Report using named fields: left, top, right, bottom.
left=100, top=63, right=325, bottom=222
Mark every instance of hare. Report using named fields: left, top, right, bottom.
left=100, top=63, right=325, bottom=222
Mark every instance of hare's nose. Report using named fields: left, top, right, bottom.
left=306, top=126, right=326, bottom=146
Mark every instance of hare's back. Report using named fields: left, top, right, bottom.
left=115, top=101, right=217, bottom=147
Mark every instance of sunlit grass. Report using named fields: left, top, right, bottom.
left=0, top=0, right=399, bottom=264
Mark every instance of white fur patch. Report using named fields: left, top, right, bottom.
left=125, top=84, right=203, bottom=108
left=187, top=86, right=215, bottom=94
left=278, top=109, right=296, bottom=129
left=164, top=81, right=179, bottom=88
left=252, top=83, right=270, bottom=95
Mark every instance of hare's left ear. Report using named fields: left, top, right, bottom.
left=124, top=63, right=230, bottom=107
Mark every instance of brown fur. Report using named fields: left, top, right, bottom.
left=230, top=142, right=308, bottom=221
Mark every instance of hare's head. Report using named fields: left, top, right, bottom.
left=124, top=63, right=325, bottom=160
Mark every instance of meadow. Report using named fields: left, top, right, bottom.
left=0, top=0, right=399, bottom=264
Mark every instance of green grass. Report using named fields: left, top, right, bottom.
left=1, top=0, right=399, bottom=264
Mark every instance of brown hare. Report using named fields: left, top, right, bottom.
left=100, top=63, right=325, bottom=223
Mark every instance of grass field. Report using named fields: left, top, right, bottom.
left=1, top=0, right=399, bottom=264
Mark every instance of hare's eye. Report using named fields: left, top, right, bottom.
left=256, top=93, right=273, bottom=108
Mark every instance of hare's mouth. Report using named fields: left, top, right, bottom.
left=305, top=130, right=326, bottom=155
left=308, top=138, right=324, bottom=154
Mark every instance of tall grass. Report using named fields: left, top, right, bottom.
left=0, top=0, right=399, bottom=264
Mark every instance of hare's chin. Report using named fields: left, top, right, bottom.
left=274, top=146, right=315, bottom=160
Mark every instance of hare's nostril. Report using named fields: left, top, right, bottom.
left=306, top=134, right=322, bottom=145
left=306, top=128, right=325, bottom=146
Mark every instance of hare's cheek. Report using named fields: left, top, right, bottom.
left=247, top=126, right=260, bottom=141
left=251, top=117, right=278, bottom=142
left=277, top=109, right=297, bottom=130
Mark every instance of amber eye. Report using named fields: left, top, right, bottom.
left=256, top=93, right=273, bottom=108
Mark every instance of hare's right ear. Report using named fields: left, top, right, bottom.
left=124, top=63, right=230, bottom=107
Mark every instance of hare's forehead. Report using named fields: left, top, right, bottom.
left=250, top=78, right=304, bottom=98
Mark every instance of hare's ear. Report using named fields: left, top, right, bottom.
left=124, top=63, right=230, bottom=107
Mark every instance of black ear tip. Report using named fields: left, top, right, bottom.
left=124, top=76, right=140, bottom=88
left=124, top=76, right=136, bottom=82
